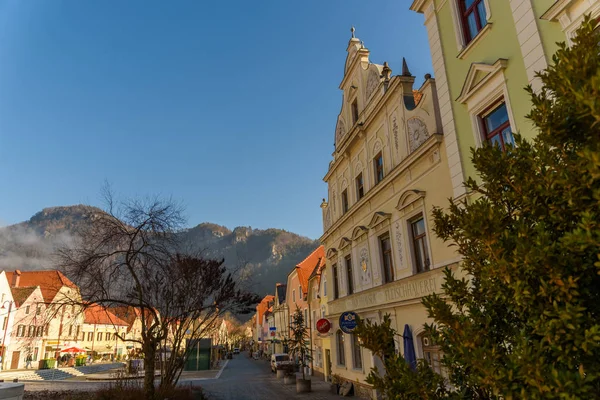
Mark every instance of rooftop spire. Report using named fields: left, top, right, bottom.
left=402, top=57, right=412, bottom=76
left=351, top=26, right=355, bottom=38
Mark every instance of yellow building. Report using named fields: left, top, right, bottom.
left=307, top=257, right=330, bottom=381
left=319, top=29, right=459, bottom=398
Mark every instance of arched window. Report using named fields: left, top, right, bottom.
left=336, top=330, right=346, bottom=366
left=421, top=334, right=442, bottom=374
left=351, top=334, right=362, bottom=369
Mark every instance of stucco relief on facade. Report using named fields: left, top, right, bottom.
left=336, top=118, right=346, bottom=143
left=359, top=246, right=371, bottom=287
left=366, top=70, right=379, bottom=99
left=394, top=221, right=405, bottom=269
left=324, top=209, right=332, bottom=231
left=392, top=116, right=399, bottom=152
left=373, top=139, right=382, bottom=156
left=407, top=117, right=430, bottom=152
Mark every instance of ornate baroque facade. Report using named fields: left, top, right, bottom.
left=319, top=30, right=460, bottom=398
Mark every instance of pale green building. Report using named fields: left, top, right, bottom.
left=410, top=0, right=599, bottom=200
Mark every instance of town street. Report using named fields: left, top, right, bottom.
left=195, top=354, right=339, bottom=400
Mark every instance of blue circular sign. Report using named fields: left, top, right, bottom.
left=339, top=311, right=358, bottom=334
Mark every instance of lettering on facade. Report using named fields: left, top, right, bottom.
left=330, top=275, right=439, bottom=314
left=384, top=277, right=436, bottom=303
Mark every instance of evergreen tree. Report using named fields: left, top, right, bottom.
left=288, top=307, right=312, bottom=380
left=425, top=16, right=600, bottom=399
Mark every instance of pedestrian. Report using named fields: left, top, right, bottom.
left=25, top=354, right=32, bottom=369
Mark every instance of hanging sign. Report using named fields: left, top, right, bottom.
left=316, top=318, right=331, bottom=334
left=339, top=311, right=358, bottom=334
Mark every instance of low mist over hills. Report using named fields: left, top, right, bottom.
left=0, top=205, right=318, bottom=298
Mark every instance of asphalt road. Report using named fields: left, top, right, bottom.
left=196, top=354, right=339, bottom=400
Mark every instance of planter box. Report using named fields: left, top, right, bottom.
left=283, top=374, right=296, bottom=385
left=38, top=359, right=56, bottom=370
left=296, top=378, right=311, bottom=393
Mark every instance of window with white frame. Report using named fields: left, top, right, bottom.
left=410, top=215, right=431, bottom=273
left=459, top=0, right=487, bottom=44
left=479, top=101, right=514, bottom=151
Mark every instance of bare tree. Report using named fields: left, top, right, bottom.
left=57, top=187, right=258, bottom=399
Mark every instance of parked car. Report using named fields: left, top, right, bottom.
left=233, top=348, right=240, bottom=354
left=270, top=353, right=293, bottom=373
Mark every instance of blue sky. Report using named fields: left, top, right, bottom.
left=0, top=0, right=432, bottom=239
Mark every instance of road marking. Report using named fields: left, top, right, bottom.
left=215, top=360, right=228, bottom=380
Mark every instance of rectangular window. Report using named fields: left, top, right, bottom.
left=36, top=305, right=41, bottom=316
left=345, top=255, right=354, bottom=295
left=33, top=347, right=39, bottom=361
left=17, top=325, right=24, bottom=337
left=97, top=332, right=103, bottom=341
left=68, top=325, right=73, bottom=337
left=341, top=189, right=349, bottom=214
left=459, top=0, right=487, bottom=44
left=88, top=332, right=93, bottom=342
left=323, top=277, right=327, bottom=297
left=411, top=216, right=431, bottom=273
left=292, top=290, right=296, bottom=303
left=312, top=310, right=317, bottom=329
left=332, top=264, right=339, bottom=300
left=352, top=334, right=363, bottom=369
left=374, top=153, right=384, bottom=184
left=337, top=330, right=346, bottom=366
left=2, top=317, right=7, bottom=331
left=36, top=326, right=43, bottom=337
left=28, top=325, right=34, bottom=337
left=480, top=101, right=514, bottom=151
left=356, top=173, right=364, bottom=200
left=380, top=234, right=395, bottom=284
left=25, top=305, right=30, bottom=315
left=75, top=325, right=80, bottom=338
left=351, top=99, right=359, bottom=124
left=44, top=325, right=49, bottom=336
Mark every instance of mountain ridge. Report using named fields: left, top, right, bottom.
left=0, top=205, right=319, bottom=300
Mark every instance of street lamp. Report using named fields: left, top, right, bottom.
left=1, top=300, right=15, bottom=370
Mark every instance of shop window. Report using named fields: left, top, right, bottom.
left=410, top=215, right=431, bottom=273
left=479, top=101, right=514, bottom=151
left=459, top=0, right=487, bottom=44
left=352, top=334, right=362, bottom=369
left=421, top=334, right=443, bottom=374
left=336, top=330, right=346, bottom=366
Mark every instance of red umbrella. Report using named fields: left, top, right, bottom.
left=61, top=346, right=86, bottom=353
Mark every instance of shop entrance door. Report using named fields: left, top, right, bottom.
left=10, top=351, right=20, bottom=370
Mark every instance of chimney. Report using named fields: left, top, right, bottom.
left=13, top=270, right=21, bottom=288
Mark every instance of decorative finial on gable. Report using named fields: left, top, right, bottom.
left=402, top=57, right=412, bottom=76
left=351, top=26, right=355, bottom=38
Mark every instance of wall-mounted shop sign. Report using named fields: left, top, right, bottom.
left=316, top=318, right=331, bottom=334
left=339, top=311, right=358, bottom=334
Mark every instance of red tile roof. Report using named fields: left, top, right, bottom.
left=6, top=270, right=77, bottom=304
left=256, top=295, right=274, bottom=324
left=413, top=90, right=423, bottom=105
left=84, top=303, right=129, bottom=326
left=296, top=246, right=325, bottom=298
left=10, top=287, right=38, bottom=308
